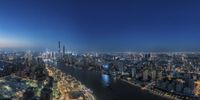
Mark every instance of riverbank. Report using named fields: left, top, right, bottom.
left=66, top=65, right=176, bottom=100
left=120, top=79, right=142, bottom=88
left=120, top=79, right=178, bottom=100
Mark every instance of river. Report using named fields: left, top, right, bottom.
left=56, top=65, right=168, bottom=100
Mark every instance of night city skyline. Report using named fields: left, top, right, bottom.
left=2, top=1, right=200, bottom=100
left=0, top=0, right=200, bottom=51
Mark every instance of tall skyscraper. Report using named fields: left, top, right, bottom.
left=131, top=68, right=136, bottom=78
left=58, top=41, right=61, bottom=53
left=151, top=70, right=156, bottom=81
left=143, top=69, right=148, bottom=81
left=157, top=71, right=163, bottom=80
left=63, top=45, right=65, bottom=54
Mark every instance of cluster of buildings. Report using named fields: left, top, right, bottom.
left=2, top=42, right=200, bottom=99
left=0, top=50, right=54, bottom=99
left=105, top=52, right=200, bottom=99
left=0, top=48, right=94, bottom=100
left=59, top=52, right=200, bottom=99
left=45, top=64, right=94, bottom=100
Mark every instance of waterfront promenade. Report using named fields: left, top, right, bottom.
left=45, top=64, right=95, bottom=100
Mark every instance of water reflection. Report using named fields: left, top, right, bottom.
left=58, top=66, right=168, bottom=100
left=101, top=74, right=110, bottom=87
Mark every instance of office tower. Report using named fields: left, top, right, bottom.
left=118, top=62, right=124, bottom=75
left=131, top=68, right=136, bottom=78
left=143, top=69, right=148, bottom=81
left=157, top=71, right=163, bottom=80
left=25, top=51, right=32, bottom=66
left=151, top=70, right=156, bottom=80
left=63, top=45, right=65, bottom=54
left=58, top=41, right=61, bottom=53
left=167, top=60, right=172, bottom=71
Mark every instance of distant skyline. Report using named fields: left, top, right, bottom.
left=0, top=0, right=200, bottom=52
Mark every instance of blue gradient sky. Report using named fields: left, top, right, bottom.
left=0, top=0, right=200, bottom=51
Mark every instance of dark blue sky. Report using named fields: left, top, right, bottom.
left=0, top=0, right=200, bottom=51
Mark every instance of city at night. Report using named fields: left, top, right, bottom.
left=1, top=0, right=200, bottom=100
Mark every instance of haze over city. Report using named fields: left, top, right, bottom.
left=1, top=0, right=200, bottom=51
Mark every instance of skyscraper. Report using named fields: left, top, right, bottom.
left=58, top=41, right=61, bottom=53
left=157, top=71, right=163, bottom=80
left=63, top=45, right=65, bottom=55
left=131, top=68, right=136, bottom=78
left=143, top=69, right=148, bottom=81
left=151, top=70, right=156, bottom=81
